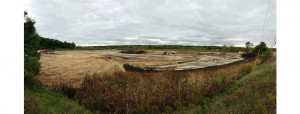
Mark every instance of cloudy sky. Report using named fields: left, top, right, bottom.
left=25, top=0, right=276, bottom=47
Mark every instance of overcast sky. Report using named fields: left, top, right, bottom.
left=25, top=0, right=276, bottom=47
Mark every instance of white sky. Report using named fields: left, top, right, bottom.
left=25, top=0, right=276, bottom=47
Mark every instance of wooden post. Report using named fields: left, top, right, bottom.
left=253, top=49, right=261, bottom=71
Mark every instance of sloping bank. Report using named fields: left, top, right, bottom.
left=177, top=58, right=276, bottom=114
left=25, top=76, right=94, bottom=113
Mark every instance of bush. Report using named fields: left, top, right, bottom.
left=24, top=33, right=41, bottom=57
left=259, top=50, right=272, bottom=63
left=254, top=42, right=268, bottom=54
left=52, top=82, right=77, bottom=98
left=24, top=55, right=40, bottom=77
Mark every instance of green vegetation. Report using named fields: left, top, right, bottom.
left=40, top=37, right=75, bottom=49
left=24, top=11, right=92, bottom=114
left=177, top=58, right=276, bottom=114
left=25, top=78, right=94, bottom=114
left=24, top=11, right=41, bottom=77
left=254, top=42, right=269, bottom=53
left=254, top=42, right=272, bottom=62
left=24, top=56, right=40, bottom=77
left=76, top=43, right=275, bottom=54
left=76, top=45, right=246, bottom=52
left=221, top=45, right=240, bottom=52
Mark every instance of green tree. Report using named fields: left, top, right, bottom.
left=24, top=33, right=41, bottom=57
left=40, top=37, right=76, bottom=49
left=71, top=42, right=76, bottom=48
left=222, top=45, right=228, bottom=52
left=228, top=45, right=236, bottom=52
left=24, top=11, right=40, bottom=56
left=24, top=11, right=41, bottom=77
left=245, top=42, right=253, bottom=53
left=24, top=11, right=36, bottom=35
left=254, top=42, right=268, bottom=53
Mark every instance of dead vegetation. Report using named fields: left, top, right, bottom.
left=35, top=50, right=125, bottom=88
left=36, top=50, right=242, bottom=87
left=54, top=58, right=256, bottom=113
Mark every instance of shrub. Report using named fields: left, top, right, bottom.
left=24, top=55, right=40, bottom=77
left=259, top=50, right=272, bottom=63
left=52, top=82, right=77, bottom=98
left=24, top=33, right=41, bottom=57
left=254, top=42, right=269, bottom=54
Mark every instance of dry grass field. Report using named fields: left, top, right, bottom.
left=35, top=50, right=244, bottom=88
left=54, top=55, right=256, bottom=113
left=31, top=49, right=276, bottom=114
left=35, top=50, right=125, bottom=87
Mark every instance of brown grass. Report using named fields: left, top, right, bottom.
left=36, top=50, right=238, bottom=88
left=37, top=50, right=257, bottom=113
left=54, top=59, right=255, bottom=113
left=35, top=50, right=126, bottom=88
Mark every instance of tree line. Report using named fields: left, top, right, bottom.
left=40, top=37, right=75, bottom=49
left=24, top=11, right=76, bottom=77
left=24, top=11, right=41, bottom=77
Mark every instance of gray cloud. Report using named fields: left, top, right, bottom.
left=26, top=0, right=276, bottom=47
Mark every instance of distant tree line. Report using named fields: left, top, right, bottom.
left=40, top=37, right=75, bottom=49
left=77, top=45, right=247, bottom=52
left=221, top=45, right=245, bottom=52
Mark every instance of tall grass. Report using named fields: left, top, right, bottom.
left=55, top=60, right=255, bottom=113
left=205, top=58, right=276, bottom=114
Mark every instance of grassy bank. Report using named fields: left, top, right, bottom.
left=178, top=58, right=276, bottom=114
left=24, top=58, right=276, bottom=114
left=25, top=58, right=275, bottom=114
left=24, top=78, right=94, bottom=114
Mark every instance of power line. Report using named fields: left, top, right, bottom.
left=253, top=0, right=273, bottom=71
left=259, top=0, right=272, bottom=42
left=262, top=0, right=275, bottom=42
left=271, top=36, right=276, bottom=47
